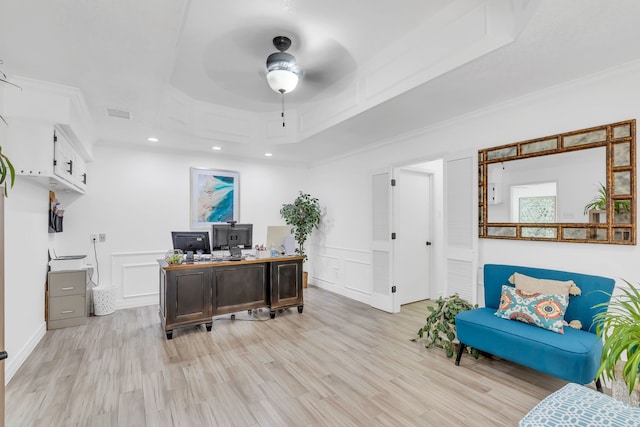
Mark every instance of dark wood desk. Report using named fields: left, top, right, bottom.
left=158, top=256, right=304, bottom=339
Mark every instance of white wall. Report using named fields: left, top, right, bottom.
left=4, top=179, right=49, bottom=382
left=306, top=59, right=640, bottom=303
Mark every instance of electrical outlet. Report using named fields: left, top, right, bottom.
left=99, top=233, right=106, bottom=242
left=90, top=234, right=97, bottom=243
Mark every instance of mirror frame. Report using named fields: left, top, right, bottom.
left=478, top=119, right=636, bottom=244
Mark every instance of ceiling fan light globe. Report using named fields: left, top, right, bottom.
left=267, top=69, right=299, bottom=93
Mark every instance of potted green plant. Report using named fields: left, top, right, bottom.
left=280, top=191, right=321, bottom=260
left=412, top=294, right=479, bottom=359
left=595, top=280, right=640, bottom=395
left=280, top=192, right=321, bottom=288
left=0, top=146, right=15, bottom=197
left=0, top=62, right=19, bottom=196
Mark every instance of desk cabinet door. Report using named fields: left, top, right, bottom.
left=166, top=268, right=211, bottom=325
left=212, top=264, right=268, bottom=315
left=270, top=259, right=303, bottom=309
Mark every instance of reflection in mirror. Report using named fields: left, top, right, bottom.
left=487, top=148, right=604, bottom=223
left=479, top=119, right=636, bottom=244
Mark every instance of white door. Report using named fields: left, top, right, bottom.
left=444, top=152, right=478, bottom=305
left=370, top=169, right=399, bottom=313
left=394, top=167, right=431, bottom=305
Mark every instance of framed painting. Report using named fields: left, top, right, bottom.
left=190, top=168, right=239, bottom=228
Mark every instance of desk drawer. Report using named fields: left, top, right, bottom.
left=49, top=295, right=86, bottom=321
left=49, top=271, right=86, bottom=297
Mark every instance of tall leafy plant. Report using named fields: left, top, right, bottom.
left=595, top=280, right=640, bottom=395
left=280, top=192, right=321, bottom=260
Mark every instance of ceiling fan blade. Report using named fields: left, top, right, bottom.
left=297, top=36, right=356, bottom=85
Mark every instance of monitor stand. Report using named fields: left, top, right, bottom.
left=229, top=247, right=242, bottom=258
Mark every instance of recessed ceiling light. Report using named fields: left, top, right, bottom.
left=264, top=153, right=273, bottom=157
left=212, top=146, right=222, bottom=150
left=147, top=137, right=159, bottom=142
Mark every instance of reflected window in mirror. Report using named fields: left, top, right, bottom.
left=479, top=120, right=636, bottom=244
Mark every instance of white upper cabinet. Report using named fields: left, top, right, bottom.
left=1, top=78, right=94, bottom=194
left=5, top=118, right=88, bottom=193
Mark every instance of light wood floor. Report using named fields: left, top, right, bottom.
left=6, top=287, right=578, bottom=426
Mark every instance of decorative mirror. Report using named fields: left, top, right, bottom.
left=478, top=119, right=636, bottom=244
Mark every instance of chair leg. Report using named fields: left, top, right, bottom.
left=595, top=378, right=603, bottom=393
left=455, top=343, right=466, bottom=366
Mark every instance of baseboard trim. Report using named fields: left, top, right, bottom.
left=310, top=278, right=371, bottom=306
left=116, top=294, right=158, bottom=310
left=5, top=321, right=46, bottom=385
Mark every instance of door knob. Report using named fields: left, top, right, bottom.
left=0, top=351, right=8, bottom=360
left=426, top=241, right=432, bottom=246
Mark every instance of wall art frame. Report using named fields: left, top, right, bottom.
left=190, top=167, right=239, bottom=229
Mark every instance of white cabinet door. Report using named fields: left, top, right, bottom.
left=73, top=153, right=87, bottom=190
left=53, top=131, right=74, bottom=184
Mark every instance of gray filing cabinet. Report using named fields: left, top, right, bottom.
left=47, top=270, right=88, bottom=329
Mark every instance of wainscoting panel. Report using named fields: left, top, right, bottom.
left=309, top=245, right=372, bottom=305
left=122, top=262, right=158, bottom=298
left=111, top=251, right=165, bottom=309
left=344, top=259, right=372, bottom=295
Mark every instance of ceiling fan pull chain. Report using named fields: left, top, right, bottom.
left=281, top=91, right=286, bottom=127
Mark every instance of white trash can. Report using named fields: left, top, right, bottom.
left=93, top=285, right=115, bottom=315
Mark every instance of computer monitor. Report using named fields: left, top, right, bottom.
left=212, top=223, right=253, bottom=251
left=171, top=231, right=211, bottom=254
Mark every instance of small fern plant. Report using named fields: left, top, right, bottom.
left=412, top=294, right=479, bottom=359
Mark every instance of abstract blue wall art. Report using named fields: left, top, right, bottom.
left=190, top=168, right=239, bottom=228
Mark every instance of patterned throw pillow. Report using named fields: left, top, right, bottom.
left=495, top=285, right=569, bottom=334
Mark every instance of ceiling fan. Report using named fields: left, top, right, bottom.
left=265, top=36, right=303, bottom=94
left=265, top=35, right=303, bottom=127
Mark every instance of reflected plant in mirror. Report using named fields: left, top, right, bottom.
left=479, top=119, right=636, bottom=244
left=583, top=183, right=631, bottom=217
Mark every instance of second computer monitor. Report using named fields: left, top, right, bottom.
left=171, top=231, right=211, bottom=254
left=212, top=223, right=253, bottom=250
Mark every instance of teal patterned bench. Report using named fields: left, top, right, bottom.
left=520, top=383, right=640, bottom=426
